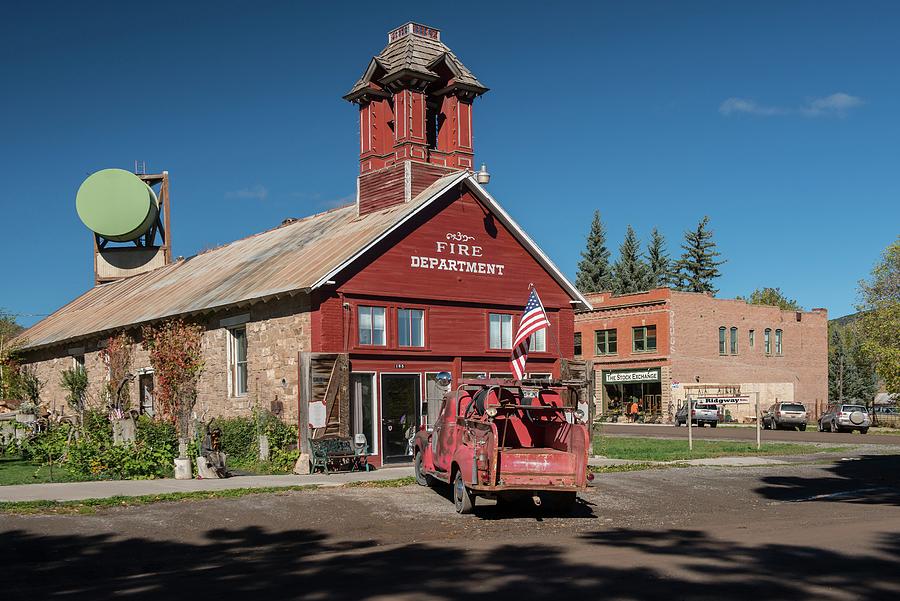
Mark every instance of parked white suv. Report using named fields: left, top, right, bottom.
left=762, top=402, right=808, bottom=431
left=818, top=403, right=870, bottom=434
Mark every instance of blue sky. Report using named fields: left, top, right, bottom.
left=1, top=1, right=897, bottom=326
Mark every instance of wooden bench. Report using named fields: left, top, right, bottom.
left=310, top=437, right=370, bottom=474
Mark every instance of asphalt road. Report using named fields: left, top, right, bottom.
left=4, top=452, right=900, bottom=600
left=600, top=423, right=900, bottom=446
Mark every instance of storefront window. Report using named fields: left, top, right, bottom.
left=398, top=308, right=424, bottom=347
left=358, top=306, right=386, bottom=346
left=595, top=329, right=617, bottom=355
left=489, top=313, right=513, bottom=349
left=425, top=372, right=451, bottom=428
left=602, top=368, right=663, bottom=420
left=730, top=326, right=738, bottom=355
left=632, top=325, right=657, bottom=353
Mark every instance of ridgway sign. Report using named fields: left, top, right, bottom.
left=410, top=232, right=506, bottom=276
left=697, top=396, right=751, bottom=405
left=603, top=368, right=661, bottom=384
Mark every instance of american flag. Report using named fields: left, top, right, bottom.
left=510, top=287, right=550, bottom=380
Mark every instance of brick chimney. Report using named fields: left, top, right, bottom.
left=344, top=23, right=488, bottom=215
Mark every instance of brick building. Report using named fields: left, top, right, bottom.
left=16, top=23, right=588, bottom=466
left=575, top=288, right=828, bottom=423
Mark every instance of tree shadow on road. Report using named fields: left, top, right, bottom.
left=755, top=454, right=900, bottom=506
left=3, top=520, right=900, bottom=600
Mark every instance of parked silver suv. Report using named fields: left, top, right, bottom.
left=762, top=402, right=808, bottom=431
left=674, top=402, right=719, bottom=428
left=818, top=403, right=870, bottom=434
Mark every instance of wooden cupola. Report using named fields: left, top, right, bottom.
left=345, top=23, right=489, bottom=215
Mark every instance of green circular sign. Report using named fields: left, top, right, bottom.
left=75, top=168, right=159, bottom=242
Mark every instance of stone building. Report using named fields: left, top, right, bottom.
left=16, top=23, right=589, bottom=466
left=575, top=288, right=828, bottom=422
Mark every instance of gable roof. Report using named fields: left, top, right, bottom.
left=18, top=171, right=589, bottom=352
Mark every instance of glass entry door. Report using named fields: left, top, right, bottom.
left=380, top=374, right=420, bottom=462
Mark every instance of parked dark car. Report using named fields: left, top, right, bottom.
left=762, top=402, right=808, bottom=431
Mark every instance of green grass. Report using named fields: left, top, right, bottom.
left=0, top=457, right=86, bottom=486
left=590, top=462, right=690, bottom=474
left=0, top=485, right=321, bottom=515
left=342, top=476, right=416, bottom=488
left=593, top=436, right=836, bottom=462
left=0, top=476, right=420, bottom=515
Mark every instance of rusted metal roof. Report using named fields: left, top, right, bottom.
left=19, top=170, right=590, bottom=352
left=18, top=172, right=468, bottom=351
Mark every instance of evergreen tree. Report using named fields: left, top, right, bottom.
left=575, top=210, right=614, bottom=293
left=612, top=225, right=651, bottom=294
left=674, top=216, right=725, bottom=294
left=645, top=228, right=672, bottom=288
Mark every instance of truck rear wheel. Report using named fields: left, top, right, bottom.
left=453, top=470, right=474, bottom=514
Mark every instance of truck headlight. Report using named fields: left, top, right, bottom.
left=574, top=409, right=585, bottom=421
left=486, top=407, right=498, bottom=418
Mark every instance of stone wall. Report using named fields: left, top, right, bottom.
left=19, top=296, right=311, bottom=424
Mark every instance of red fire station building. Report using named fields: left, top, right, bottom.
left=18, top=23, right=589, bottom=466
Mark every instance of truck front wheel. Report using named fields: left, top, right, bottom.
left=414, top=451, right=431, bottom=487
left=453, top=470, right=475, bottom=514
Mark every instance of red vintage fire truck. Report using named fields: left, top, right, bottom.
left=413, top=378, right=592, bottom=514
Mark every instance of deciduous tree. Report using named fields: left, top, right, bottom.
left=740, top=287, right=802, bottom=311
left=142, top=319, right=205, bottom=456
left=857, top=237, right=900, bottom=395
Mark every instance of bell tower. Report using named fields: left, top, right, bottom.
left=345, top=23, right=488, bottom=215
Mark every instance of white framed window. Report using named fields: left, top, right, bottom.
left=358, top=306, right=386, bottom=346
left=528, top=327, right=547, bottom=352
left=73, top=355, right=85, bottom=369
left=462, top=372, right=487, bottom=380
left=489, top=313, right=513, bottom=349
left=398, top=308, right=425, bottom=347
left=228, top=326, right=248, bottom=397
left=775, top=329, right=783, bottom=355
left=764, top=328, right=772, bottom=355
left=528, top=372, right=552, bottom=380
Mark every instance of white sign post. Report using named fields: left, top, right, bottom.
left=756, top=392, right=761, bottom=451
left=687, top=398, right=693, bottom=452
